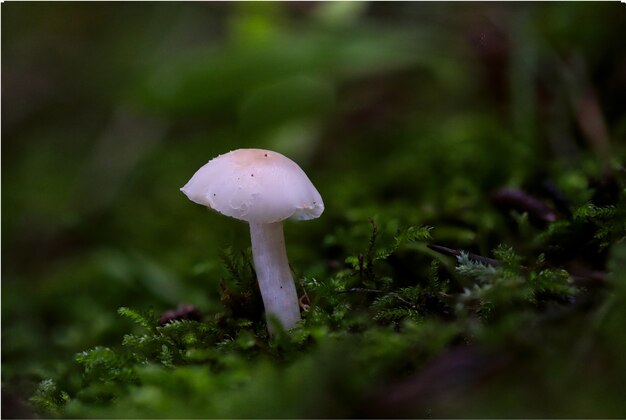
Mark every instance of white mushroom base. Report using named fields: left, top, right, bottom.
left=249, top=222, right=301, bottom=334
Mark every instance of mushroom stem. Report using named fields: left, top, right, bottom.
left=249, top=221, right=301, bottom=334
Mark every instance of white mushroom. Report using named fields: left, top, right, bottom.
left=181, top=149, right=324, bottom=334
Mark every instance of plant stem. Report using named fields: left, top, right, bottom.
left=249, top=221, right=301, bottom=334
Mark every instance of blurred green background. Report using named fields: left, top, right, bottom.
left=3, top=2, right=626, bottom=418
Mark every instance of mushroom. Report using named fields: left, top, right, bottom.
left=181, top=149, right=324, bottom=334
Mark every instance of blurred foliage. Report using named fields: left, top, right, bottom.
left=2, top=2, right=626, bottom=418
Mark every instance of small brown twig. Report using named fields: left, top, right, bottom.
left=427, top=244, right=501, bottom=267
left=159, top=305, right=202, bottom=326
left=298, top=278, right=312, bottom=311
left=491, top=188, right=558, bottom=224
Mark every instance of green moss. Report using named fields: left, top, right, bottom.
left=3, top=2, right=626, bottom=418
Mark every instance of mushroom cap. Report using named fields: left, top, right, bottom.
left=181, top=149, right=324, bottom=224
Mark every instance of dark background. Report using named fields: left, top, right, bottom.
left=3, top=2, right=626, bottom=417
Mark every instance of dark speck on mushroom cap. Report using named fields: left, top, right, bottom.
left=181, top=149, right=324, bottom=224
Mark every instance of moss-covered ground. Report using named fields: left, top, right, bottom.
left=3, top=3, right=626, bottom=418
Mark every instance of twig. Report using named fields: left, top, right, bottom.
left=427, top=244, right=501, bottom=267
left=298, top=278, right=312, bottom=311
left=491, top=188, right=558, bottom=224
